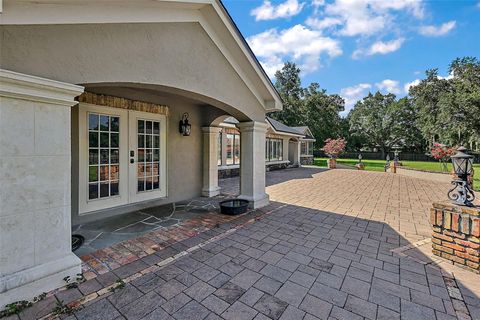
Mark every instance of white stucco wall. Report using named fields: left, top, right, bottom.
left=0, top=70, right=83, bottom=308
left=0, top=22, right=267, bottom=122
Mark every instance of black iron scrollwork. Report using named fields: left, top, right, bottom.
left=447, top=179, right=476, bottom=207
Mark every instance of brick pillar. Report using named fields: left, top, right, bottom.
left=431, top=202, right=480, bottom=273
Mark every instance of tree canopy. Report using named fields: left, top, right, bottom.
left=409, top=56, right=480, bottom=148
left=267, top=57, right=479, bottom=155
left=348, top=92, right=423, bottom=157
left=269, top=62, right=345, bottom=148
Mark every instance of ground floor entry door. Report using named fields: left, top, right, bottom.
left=78, top=103, right=167, bottom=215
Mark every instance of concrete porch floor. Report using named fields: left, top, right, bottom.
left=73, top=197, right=230, bottom=257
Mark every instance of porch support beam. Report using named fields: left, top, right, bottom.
left=202, top=126, right=222, bottom=197
left=238, top=121, right=269, bottom=209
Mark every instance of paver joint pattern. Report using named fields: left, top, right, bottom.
left=10, top=168, right=480, bottom=320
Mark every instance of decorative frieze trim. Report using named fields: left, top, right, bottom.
left=0, top=69, right=84, bottom=106
left=77, top=92, right=169, bottom=116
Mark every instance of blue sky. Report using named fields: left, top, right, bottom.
left=222, top=0, right=480, bottom=114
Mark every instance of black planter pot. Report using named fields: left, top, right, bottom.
left=72, top=234, right=85, bottom=252
left=219, top=199, right=249, bottom=215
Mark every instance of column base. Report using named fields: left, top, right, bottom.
left=202, top=187, right=221, bottom=197
left=0, top=253, right=82, bottom=309
left=238, top=193, right=270, bottom=209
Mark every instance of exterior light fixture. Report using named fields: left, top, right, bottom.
left=448, top=146, right=475, bottom=206
left=179, top=112, right=191, bottom=136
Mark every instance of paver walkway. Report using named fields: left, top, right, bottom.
left=10, top=168, right=480, bottom=320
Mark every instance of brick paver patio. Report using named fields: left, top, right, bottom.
left=10, top=168, right=480, bottom=320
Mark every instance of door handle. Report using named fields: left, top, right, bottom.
left=130, top=150, right=135, bottom=164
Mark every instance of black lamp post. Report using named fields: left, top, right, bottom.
left=448, top=146, right=475, bottom=206
left=179, top=113, right=191, bottom=136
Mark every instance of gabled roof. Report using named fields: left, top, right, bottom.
left=0, top=0, right=283, bottom=114
left=266, top=117, right=304, bottom=136
left=291, top=126, right=316, bottom=141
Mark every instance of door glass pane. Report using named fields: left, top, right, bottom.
left=89, top=149, right=98, bottom=165
left=100, top=182, right=109, bottom=198
left=100, top=116, right=109, bottom=131
left=110, top=149, right=119, bottom=164
left=89, top=114, right=99, bottom=130
left=137, top=119, right=161, bottom=193
left=110, top=181, right=119, bottom=196
left=100, top=132, right=109, bottom=147
left=89, top=166, right=98, bottom=182
left=88, top=112, right=120, bottom=200
left=89, top=183, right=98, bottom=199
left=110, top=117, right=119, bottom=132
left=111, top=133, right=119, bottom=148
left=89, top=132, right=98, bottom=148
left=138, top=120, right=145, bottom=133
left=100, top=149, right=109, bottom=164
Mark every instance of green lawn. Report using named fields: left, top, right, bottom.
left=314, top=157, right=480, bottom=191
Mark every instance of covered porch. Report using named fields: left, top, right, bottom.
left=0, top=0, right=282, bottom=308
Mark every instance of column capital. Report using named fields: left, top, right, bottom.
left=237, top=121, right=268, bottom=133
left=201, top=126, right=222, bottom=133
left=0, top=69, right=84, bottom=106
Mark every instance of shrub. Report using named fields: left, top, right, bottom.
left=323, top=138, right=347, bottom=159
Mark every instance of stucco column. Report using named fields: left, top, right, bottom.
left=0, top=69, right=84, bottom=308
left=292, top=141, right=300, bottom=166
left=202, top=126, right=222, bottom=197
left=238, top=121, right=269, bottom=208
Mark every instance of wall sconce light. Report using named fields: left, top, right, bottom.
left=179, top=112, right=191, bottom=136
left=448, top=146, right=475, bottom=206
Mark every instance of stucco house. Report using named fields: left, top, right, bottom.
left=0, top=0, right=283, bottom=308
left=293, top=126, right=317, bottom=165
left=217, top=117, right=310, bottom=178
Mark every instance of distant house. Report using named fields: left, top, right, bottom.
left=292, top=126, right=316, bottom=165
left=217, top=117, right=315, bottom=178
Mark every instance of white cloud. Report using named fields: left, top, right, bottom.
left=307, top=0, right=424, bottom=37
left=369, top=0, right=425, bottom=19
left=375, top=79, right=401, bottom=94
left=247, top=24, right=342, bottom=77
left=312, top=0, right=325, bottom=7
left=340, top=83, right=372, bottom=114
left=419, top=20, right=456, bottom=36
left=352, top=38, right=405, bottom=59
left=404, top=79, right=421, bottom=93
left=251, top=0, right=305, bottom=21
left=305, top=16, right=342, bottom=30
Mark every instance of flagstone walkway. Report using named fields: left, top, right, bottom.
left=10, top=168, right=480, bottom=320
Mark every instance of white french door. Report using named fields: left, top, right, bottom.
left=78, top=104, right=167, bottom=215
left=128, top=111, right=167, bottom=203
